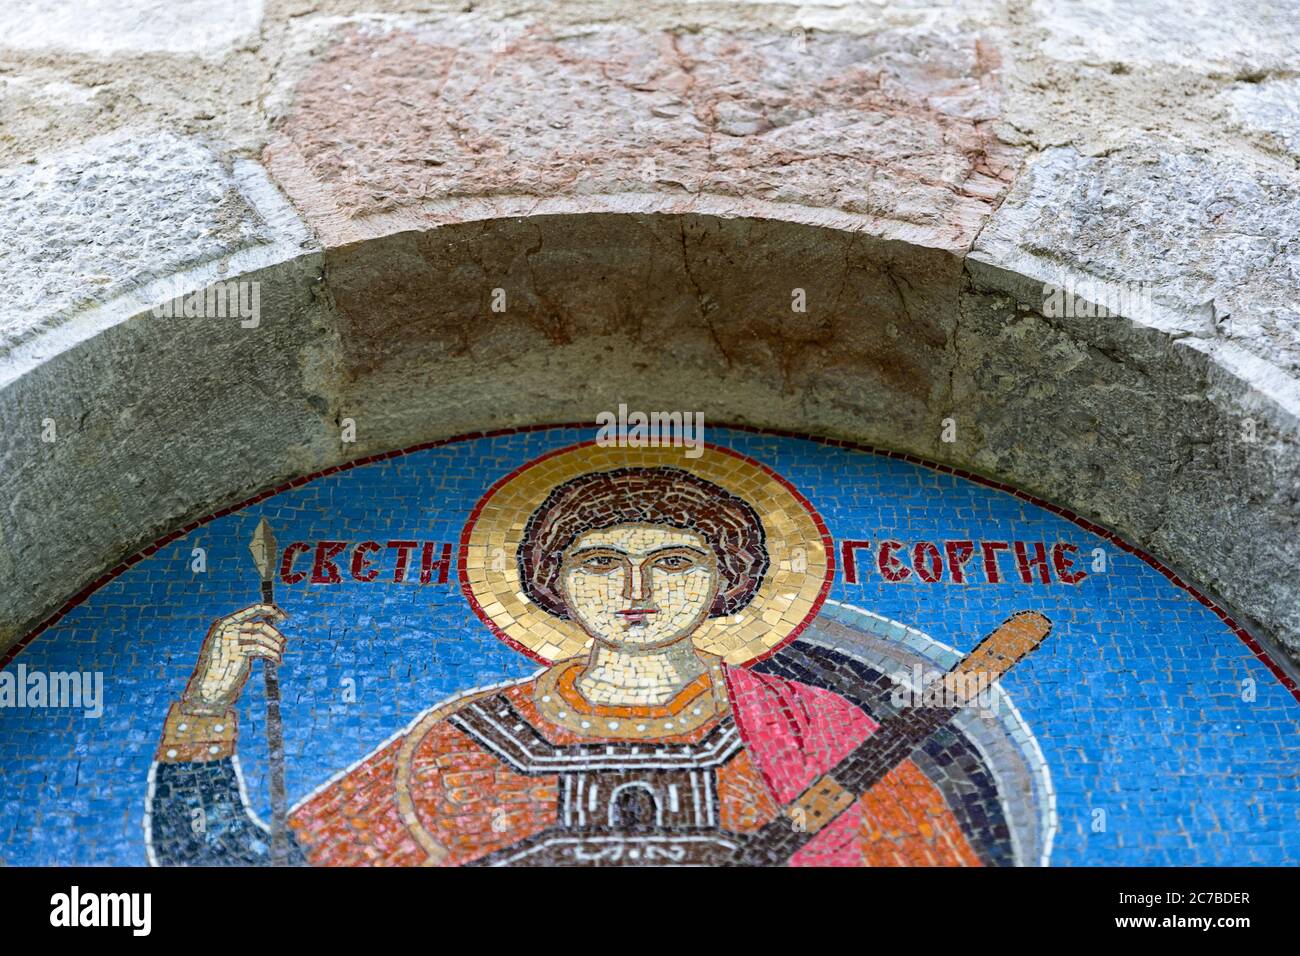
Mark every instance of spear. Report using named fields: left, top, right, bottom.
left=248, top=517, right=289, bottom=865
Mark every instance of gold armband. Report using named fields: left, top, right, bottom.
left=156, top=701, right=237, bottom=763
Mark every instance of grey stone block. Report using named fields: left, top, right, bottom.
left=967, top=143, right=1300, bottom=660
left=0, top=0, right=264, bottom=56
left=0, top=142, right=333, bottom=650
left=0, top=131, right=282, bottom=356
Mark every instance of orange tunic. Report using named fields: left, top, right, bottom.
left=288, top=664, right=982, bottom=867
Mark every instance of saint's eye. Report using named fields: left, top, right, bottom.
left=655, top=554, right=695, bottom=571
left=578, top=554, right=620, bottom=571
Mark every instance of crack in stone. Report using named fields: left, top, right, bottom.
left=675, top=217, right=730, bottom=371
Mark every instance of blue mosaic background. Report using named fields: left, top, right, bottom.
left=2, top=426, right=1297, bottom=865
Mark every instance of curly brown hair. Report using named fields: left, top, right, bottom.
left=519, top=466, right=768, bottom=620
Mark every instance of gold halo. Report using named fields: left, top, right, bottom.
left=458, top=441, right=834, bottom=666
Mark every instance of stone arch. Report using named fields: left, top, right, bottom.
left=1, top=203, right=1297, bottom=679
left=3, top=0, right=1300, bottom=877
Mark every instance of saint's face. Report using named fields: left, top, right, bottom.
left=559, top=523, right=719, bottom=650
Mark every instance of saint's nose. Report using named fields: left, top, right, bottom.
left=623, top=561, right=652, bottom=602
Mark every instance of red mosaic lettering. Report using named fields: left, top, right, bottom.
left=1053, top=543, right=1088, bottom=584
left=351, top=541, right=382, bottom=582
left=878, top=540, right=911, bottom=582
left=945, top=540, right=976, bottom=583
left=840, top=539, right=872, bottom=584
left=1015, top=541, right=1052, bottom=584
left=981, top=541, right=1010, bottom=583
left=310, top=541, right=349, bottom=584
left=387, top=540, right=419, bottom=583
left=279, top=541, right=310, bottom=585
left=913, top=541, right=944, bottom=583
left=420, top=542, right=453, bottom=584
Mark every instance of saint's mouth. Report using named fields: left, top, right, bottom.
left=616, top=608, right=658, bottom=625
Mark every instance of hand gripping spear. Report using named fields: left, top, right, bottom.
left=248, top=517, right=289, bottom=865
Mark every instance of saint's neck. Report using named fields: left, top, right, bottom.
left=576, top=640, right=709, bottom=707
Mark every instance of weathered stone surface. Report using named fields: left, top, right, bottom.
left=1226, top=78, right=1300, bottom=160
left=953, top=266, right=1300, bottom=661
left=0, top=76, right=109, bottom=157
left=0, top=0, right=264, bottom=56
left=266, top=18, right=1017, bottom=251
left=0, top=0, right=1299, bottom=675
left=321, top=213, right=963, bottom=455
left=0, top=132, right=282, bottom=355
left=968, top=143, right=1300, bottom=659
left=0, top=140, right=323, bottom=649
left=0, top=248, right=339, bottom=650
left=1031, top=0, right=1300, bottom=74
left=973, top=145, right=1300, bottom=393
